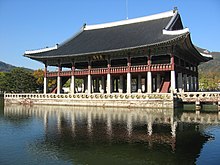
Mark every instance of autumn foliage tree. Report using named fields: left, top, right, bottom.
left=32, top=69, right=56, bottom=92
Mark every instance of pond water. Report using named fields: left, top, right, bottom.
left=1, top=99, right=220, bottom=165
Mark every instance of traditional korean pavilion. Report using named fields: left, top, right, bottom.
left=24, top=9, right=211, bottom=95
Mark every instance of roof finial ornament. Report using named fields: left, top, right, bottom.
left=173, top=7, right=178, bottom=12
left=83, top=23, right=86, bottom=29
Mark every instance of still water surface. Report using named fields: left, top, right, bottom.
left=1, top=99, right=220, bottom=165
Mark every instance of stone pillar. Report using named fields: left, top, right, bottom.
left=147, top=54, right=152, bottom=93
left=107, top=73, right=111, bottom=94
left=170, top=71, right=176, bottom=93
left=96, top=78, right=99, bottom=92
left=183, top=74, right=187, bottom=92
left=88, top=61, right=92, bottom=94
left=138, top=74, right=141, bottom=93
left=70, top=63, right=75, bottom=94
left=107, top=59, right=111, bottom=94
left=70, top=76, right=75, bottom=94
left=170, top=54, right=176, bottom=93
left=156, top=74, right=161, bottom=93
left=187, top=75, right=191, bottom=92
left=100, top=76, right=105, bottom=93
left=195, top=76, right=198, bottom=91
left=127, top=56, right=131, bottom=94
left=43, top=64, right=48, bottom=94
left=147, top=71, right=152, bottom=93
left=88, top=74, right=91, bottom=94
left=116, top=78, right=119, bottom=92
left=127, top=72, right=131, bottom=94
left=191, top=76, right=195, bottom=91
left=57, top=64, right=61, bottom=94
left=119, top=75, right=124, bottom=93
left=84, top=78, right=88, bottom=93
left=178, top=72, right=183, bottom=92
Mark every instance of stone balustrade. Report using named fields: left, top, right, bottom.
left=177, top=92, right=220, bottom=102
left=4, top=93, right=174, bottom=108
left=4, top=93, right=173, bottom=101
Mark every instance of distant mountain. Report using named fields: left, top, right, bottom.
left=0, top=61, right=32, bottom=72
left=0, top=61, right=16, bottom=72
left=197, top=48, right=220, bottom=73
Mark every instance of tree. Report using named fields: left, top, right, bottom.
left=8, top=68, right=37, bottom=93
left=33, top=69, right=44, bottom=91
left=0, top=72, right=7, bottom=93
left=199, top=71, right=219, bottom=91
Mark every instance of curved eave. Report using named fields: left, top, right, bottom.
left=24, top=33, right=188, bottom=61
left=185, top=34, right=212, bottom=62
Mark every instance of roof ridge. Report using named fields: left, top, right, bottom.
left=84, top=10, right=176, bottom=31
left=24, top=44, right=58, bottom=55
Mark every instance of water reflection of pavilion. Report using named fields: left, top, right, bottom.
left=4, top=105, right=177, bottom=135
left=4, top=105, right=213, bottom=164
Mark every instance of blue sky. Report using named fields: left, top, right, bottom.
left=0, top=0, right=219, bottom=70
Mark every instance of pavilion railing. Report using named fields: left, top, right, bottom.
left=46, top=63, right=173, bottom=77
